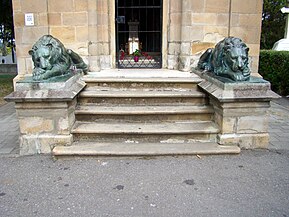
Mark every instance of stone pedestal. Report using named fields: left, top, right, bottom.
left=5, top=72, right=86, bottom=155
left=193, top=69, right=280, bottom=149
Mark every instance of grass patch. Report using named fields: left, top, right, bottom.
left=0, top=74, right=15, bottom=106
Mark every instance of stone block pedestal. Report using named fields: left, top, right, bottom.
left=5, top=73, right=86, bottom=155
left=193, top=69, right=280, bottom=149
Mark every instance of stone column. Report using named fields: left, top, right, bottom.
left=167, top=0, right=182, bottom=69
left=88, top=0, right=100, bottom=71
left=179, top=0, right=193, bottom=71
left=96, top=0, right=111, bottom=69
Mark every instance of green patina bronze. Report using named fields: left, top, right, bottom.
left=197, top=37, right=251, bottom=82
left=29, top=35, right=88, bottom=81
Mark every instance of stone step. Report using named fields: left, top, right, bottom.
left=78, top=89, right=207, bottom=105
left=52, top=142, right=240, bottom=156
left=82, top=76, right=203, bottom=90
left=72, top=121, right=219, bottom=143
left=79, top=88, right=205, bottom=98
left=75, top=105, right=214, bottom=122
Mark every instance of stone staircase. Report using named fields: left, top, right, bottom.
left=53, top=72, right=240, bottom=156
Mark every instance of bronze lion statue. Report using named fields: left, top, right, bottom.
left=29, top=35, right=88, bottom=81
left=197, top=37, right=250, bottom=81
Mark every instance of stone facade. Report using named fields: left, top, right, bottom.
left=12, top=0, right=263, bottom=79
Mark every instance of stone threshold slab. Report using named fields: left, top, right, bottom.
left=83, top=76, right=203, bottom=83
left=52, top=142, right=240, bottom=156
left=80, top=89, right=205, bottom=98
left=86, top=69, right=200, bottom=78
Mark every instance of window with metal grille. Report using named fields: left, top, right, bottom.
left=115, top=0, right=162, bottom=68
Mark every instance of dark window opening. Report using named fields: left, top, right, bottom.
left=115, top=0, right=162, bottom=68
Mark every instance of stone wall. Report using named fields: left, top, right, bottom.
left=12, top=0, right=263, bottom=77
left=167, top=0, right=262, bottom=75
left=0, top=64, right=17, bottom=74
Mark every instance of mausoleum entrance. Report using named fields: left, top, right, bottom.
left=115, top=0, right=162, bottom=68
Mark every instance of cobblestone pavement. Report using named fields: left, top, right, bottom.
left=269, top=98, right=289, bottom=151
left=0, top=98, right=288, bottom=155
left=0, top=103, right=19, bottom=154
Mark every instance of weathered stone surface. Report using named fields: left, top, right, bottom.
left=195, top=67, right=279, bottom=149
left=237, top=115, right=268, bottom=133
left=50, top=27, right=75, bottom=43
left=63, top=12, right=88, bottom=26
left=20, top=0, right=47, bottom=13
left=20, top=134, right=73, bottom=155
left=5, top=73, right=86, bottom=102
left=205, top=0, right=230, bottom=13
left=53, top=142, right=240, bottom=156
left=19, top=117, right=54, bottom=134
left=194, top=69, right=279, bottom=102
left=167, top=55, right=179, bottom=70
left=231, top=0, right=259, bottom=14
left=5, top=73, right=84, bottom=155
left=99, top=55, right=111, bottom=69
left=192, top=42, right=215, bottom=55
left=48, top=0, right=74, bottom=12
left=48, top=13, right=62, bottom=26
left=218, top=133, right=269, bottom=149
left=15, top=72, right=83, bottom=91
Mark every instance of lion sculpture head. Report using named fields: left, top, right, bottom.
left=29, top=35, right=87, bottom=81
left=198, top=37, right=250, bottom=82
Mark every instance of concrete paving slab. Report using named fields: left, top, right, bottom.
left=0, top=102, right=19, bottom=155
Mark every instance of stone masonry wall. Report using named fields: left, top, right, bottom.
left=12, top=0, right=263, bottom=76
left=167, top=0, right=263, bottom=76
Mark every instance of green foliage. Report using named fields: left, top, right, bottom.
left=261, top=0, right=287, bottom=49
left=0, top=0, right=14, bottom=45
left=259, top=50, right=289, bottom=95
left=0, top=74, right=14, bottom=105
left=132, top=49, right=141, bottom=57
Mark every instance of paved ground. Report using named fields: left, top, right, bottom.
left=0, top=103, right=19, bottom=154
left=0, top=98, right=288, bottom=217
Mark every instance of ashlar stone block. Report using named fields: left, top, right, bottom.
left=231, top=0, right=258, bottom=14
left=205, top=0, right=229, bottom=13
left=63, top=12, right=88, bottom=26
left=48, top=13, right=62, bottom=26
left=19, top=117, right=54, bottom=134
left=75, top=0, right=88, bottom=12
left=48, top=0, right=74, bottom=12
left=50, top=27, right=76, bottom=43
left=20, top=0, right=47, bottom=13
left=13, top=13, right=25, bottom=27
